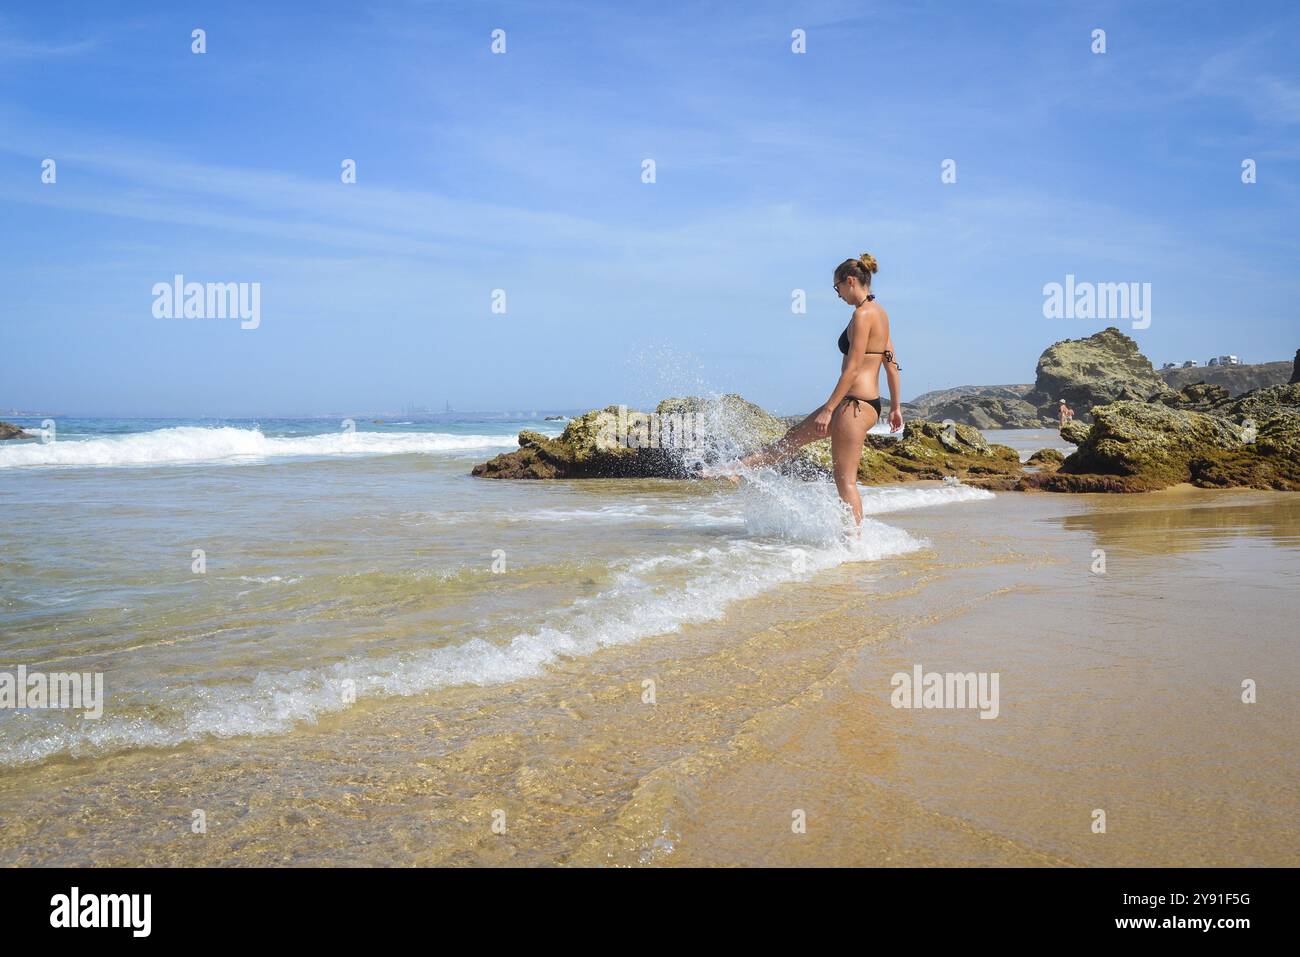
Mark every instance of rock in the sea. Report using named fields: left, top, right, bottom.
left=1030, top=385, right=1300, bottom=491
left=1026, top=448, right=1065, bottom=469
left=472, top=395, right=1025, bottom=488
left=654, top=393, right=788, bottom=450
left=1291, top=349, right=1299, bottom=385
left=471, top=395, right=789, bottom=480
left=885, top=419, right=1024, bottom=488
left=0, top=421, right=32, bottom=441
left=1025, top=327, right=1171, bottom=421
left=472, top=409, right=650, bottom=479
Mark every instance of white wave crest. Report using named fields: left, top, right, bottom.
left=0, top=427, right=522, bottom=469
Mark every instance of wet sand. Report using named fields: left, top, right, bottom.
left=2, top=487, right=1296, bottom=866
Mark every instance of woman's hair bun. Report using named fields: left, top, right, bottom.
left=859, top=252, right=878, bottom=274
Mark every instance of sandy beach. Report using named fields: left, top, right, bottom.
left=3, top=477, right=1294, bottom=867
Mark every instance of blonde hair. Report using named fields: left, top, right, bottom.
left=834, top=251, right=879, bottom=287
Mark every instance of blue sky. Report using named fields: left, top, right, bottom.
left=1, top=0, right=1297, bottom=416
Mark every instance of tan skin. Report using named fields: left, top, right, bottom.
left=708, top=274, right=903, bottom=525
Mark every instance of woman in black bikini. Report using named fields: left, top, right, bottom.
left=708, top=252, right=903, bottom=526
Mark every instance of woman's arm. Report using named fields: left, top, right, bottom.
left=884, top=336, right=903, bottom=432
left=814, top=312, right=872, bottom=434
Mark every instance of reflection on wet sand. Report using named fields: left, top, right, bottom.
left=1052, top=488, right=1300, bottom=554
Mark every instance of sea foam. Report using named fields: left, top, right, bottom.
left=0, top=426, right=522, bottom=469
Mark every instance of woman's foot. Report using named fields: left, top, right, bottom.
left=700, top=464, right=742, bottom=484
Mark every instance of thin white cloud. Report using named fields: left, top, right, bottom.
left=0, top=17, right=98, bottom=58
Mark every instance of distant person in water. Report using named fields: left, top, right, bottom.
left=1058, top=400, right=1074, bottom=426
left=705, top=252, right=903, bottom=526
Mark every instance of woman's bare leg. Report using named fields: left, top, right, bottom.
left=831, top=401, right=877, bottom=525
left=735, top=412, right=824, bottom=469
left=704, top=410, right=826, bottom=481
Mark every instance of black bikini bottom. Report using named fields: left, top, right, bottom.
left=842, top=394, right=882, bottom=417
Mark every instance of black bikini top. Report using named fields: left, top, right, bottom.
left=837, top=295, right=901, bottom=369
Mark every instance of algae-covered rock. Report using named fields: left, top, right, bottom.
left=472, top=407, right=654, bottom=479
left=1026, top=448, right=1065, bottom=469
left=472, top=381, right=1300, bottom=493
left=795, top=419, right=1022, bottom=487
left=472, top=396, right=1026, bottom=488
left=1025, top=327, right=1172, bottom=421
left=1059, top=402, right=1239, bottom=485
left=472, top=395, right=790, bottom=480
left=1060, top=419, right=1092, bottom=447
left=1197, top=384, right=1300, bottom=489
left=1031, top=388, right=1300, bottom=491
left=1157, top=382, right=1231, bottom=411
left=869, top=420, right=1021, bottom=487
left=654, top=393, right=787, bottom=451
left=471, top=430, right=568, bottom=479
left=1222, top=382, right=1300, bottom=425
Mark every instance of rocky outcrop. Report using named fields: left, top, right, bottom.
left=801, top=419, right=1024, bottom=490
left=473, top=394, right=1025, bottom=488
left=906, top=391, right=1048, bottom=430
left=0, top=421, right=32, bottom=440
left=1059, top=419, right=1092, bottom=447
left=1026, top=448, right=1065, bottom=469
left=1025, top=327, right=1171, bottom=421
left=1156, top=382, right=1231, bottom=412
left=1160, top=359, right=1292, bottom=396
left=903, top=384, right=1050, bottom=429
left=472, top=395, right=790, bottom=480
left=1029, top=383, right=1300, bottom=491
left=907, top=384, right=1034, bottom=408
left=899, top=337, right=1296, bottom=430
left=473, top=382, right=1300, bottom=494
left=473, top=409, right=662, bottom=479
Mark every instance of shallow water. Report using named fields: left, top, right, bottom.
left=0, top=417, right=983, bottom=769
left=1, top=418, right=1295, bottom=866
left=984, top=427, right=1076, bottom=462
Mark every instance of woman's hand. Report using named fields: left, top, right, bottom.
left=814, top=405, right=834, bottom=436
left=888, top=408, right=904, bottom=433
